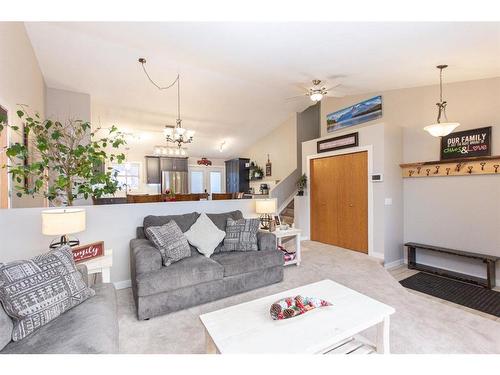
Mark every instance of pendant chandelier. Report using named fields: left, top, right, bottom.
left=139, top=58, right=195, bottom=148
left=423, top=64, right=460, bottom=137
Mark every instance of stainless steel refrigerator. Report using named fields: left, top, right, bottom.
left=161, top=171, right=188, bottom=194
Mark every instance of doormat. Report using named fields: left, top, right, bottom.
left=400, top=272, right=500, bottom=317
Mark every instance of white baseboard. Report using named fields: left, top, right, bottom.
left=384, top=258, right=404, bottom=269
left=113, top=279, right=131, bottom=290
left=370, top=251, right=384, bottom=260
left=300, top=236, right=309, bottom=241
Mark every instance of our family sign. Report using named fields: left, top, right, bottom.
left=440, top=126, right=492, bottom=160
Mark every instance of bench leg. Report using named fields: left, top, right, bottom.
left=485, top=260, right=496, bottom=289
left=376, top=316, right=390, bottom=354
left=407, top=246, right=416, bottom=269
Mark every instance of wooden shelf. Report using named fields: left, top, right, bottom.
left=400, top=155, right=500, bottom=178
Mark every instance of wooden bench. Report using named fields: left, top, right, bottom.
left=404, top=242, right=499, bottom=289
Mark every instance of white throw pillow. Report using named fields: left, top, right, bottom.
left=184, top=212, right=226, bottom=257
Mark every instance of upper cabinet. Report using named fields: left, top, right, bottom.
left=146, top=156, right=188, bottom=185
left=145, top=156, right=161, bottom=184
left=225, top=158, right=250, bottom=193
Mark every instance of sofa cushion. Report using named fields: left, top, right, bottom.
left=211, top=250, right=284, bottom=277
left=184, top=213, right=226, bottom=258
left=143, top=212, right=200, bottom=233
left=145, top=221, right=191, bottom=266
left=0, top=283, right=118, bottom=354
left=0, top=246, right=95, bottom=341
left=0, top=305, right=12, bottom=351
left=223, top=218, right=260, bottom=252
left=135, top=255, right=224, bottom=296
left=206, top=210, right=244, bottom=253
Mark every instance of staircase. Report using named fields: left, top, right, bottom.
left=280, top=199, right=294, bottom=225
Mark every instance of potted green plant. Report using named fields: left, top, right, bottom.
left=250, top=163, right=264, bottom=180
left=0, top=106, right=127, bottom=206
left=296, top=173, right=307, bottom=196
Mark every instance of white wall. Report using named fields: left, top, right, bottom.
left=0, top=22, right=46, bottom=209
left=45, top=87, right=90, bottom=122
left=301, top=122, right=387, bottom=260
left=242, top=113, right=297, bottom=191
left=315, top=76, right=499, bottom=278
left=0, top=200, right=259, bottom=286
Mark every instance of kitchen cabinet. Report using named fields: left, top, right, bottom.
left=225, top=158, right=250, bottom=193
left=145, top=156, right=161, bottom=184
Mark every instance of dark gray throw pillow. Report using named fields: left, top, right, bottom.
left=0, top=245, right=95, bottom=342
left=223, top=218, right=260, bottom=252
left=145, top=220, right=191, bottom=266
left=206, top=210, right=244, bottom=253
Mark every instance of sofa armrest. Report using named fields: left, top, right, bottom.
left=257, top=231, right=277, bottom=251
left=130, top=239, right=163, bottom=275
left=76, top=264, right=89, bottom=286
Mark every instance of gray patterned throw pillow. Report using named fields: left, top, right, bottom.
left=0, top=245, right=95, bottom=341
left=145, top=220, right=191, bottom=266
left=223, top=218, right=260, bottom=252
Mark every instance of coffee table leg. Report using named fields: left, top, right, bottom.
left=205, top=328, right=219, bottom=354
left=376, top=316, right=390, bottom=354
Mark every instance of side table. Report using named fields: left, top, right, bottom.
left=274, top=228, right=302, bottom=266
left=80, top=248, right=113, bottom=283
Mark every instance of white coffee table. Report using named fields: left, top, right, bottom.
left=199, top=279, right=395, bottom=354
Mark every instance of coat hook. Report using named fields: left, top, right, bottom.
left=480, top=162, right=486, bottom=171
left=455, top=163, right=462, bottom=172
left=426, top=168, right=431, bottom=176
left=409, top=170, right=414, bottom=177
left=445, top=167, right=451, bottom=175
left=434, top=165, right=440, bottom=174
left=467, top=166, right=473, bottom=174
left=416, top=167, right=421, bottom=174
left=494, top=164, right=499, bottom=173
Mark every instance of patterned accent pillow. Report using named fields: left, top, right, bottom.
left=145, top=220, right=191, bottom=266
left=223, top=218, right=260, bottom=252
left=0, top=245, right=95, bottom=341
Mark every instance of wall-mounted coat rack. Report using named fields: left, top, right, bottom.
left=400, top=155, right=500, bottom=178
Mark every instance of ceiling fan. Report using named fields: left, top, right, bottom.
left=287, top=79, right=344, bottom=102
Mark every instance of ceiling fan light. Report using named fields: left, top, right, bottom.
left=423, top=122, right=460, bottom=137
left=310, top=93, right=323, bottom=102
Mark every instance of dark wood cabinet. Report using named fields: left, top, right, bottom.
left=145, top=156, right=161, bottom=184
left=225, top=158, right=250, bottom=193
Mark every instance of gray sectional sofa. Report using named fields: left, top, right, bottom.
left=0, top=265, right=119, bottom=354
left=130, top=210, right=284, bottom=320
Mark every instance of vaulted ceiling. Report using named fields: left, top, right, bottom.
left=25, top=22, right=500, bottom=157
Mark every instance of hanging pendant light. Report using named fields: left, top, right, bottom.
left=423, top=65, right=460, bottom=137
left=139, top=58, right=194, bottom=148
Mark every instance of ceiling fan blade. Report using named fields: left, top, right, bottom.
left=325, top=92, right=346, bottom=98
left=324, top=83, right=342, bottom=92
left=285, top=94, right=308, bottom=101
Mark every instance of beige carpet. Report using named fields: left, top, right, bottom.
left=117, top=241, right=500, bottom=354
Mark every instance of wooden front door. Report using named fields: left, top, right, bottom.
left=310, top=151, right=368, bottom=253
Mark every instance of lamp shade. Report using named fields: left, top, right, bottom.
left=42, top=208, right=86, bottom=236
left=255, top=199, right=277, bottom=214
left=423, top=122, right=460, bottom=137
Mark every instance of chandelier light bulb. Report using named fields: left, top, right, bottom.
left=310, top=93, right=323, bottom=102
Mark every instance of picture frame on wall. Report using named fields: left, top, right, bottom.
left=326, top=95, right=382, bottom=133
left=440, top=126, right=492, bottom=160
left=317, top=132, right=359, bottom=154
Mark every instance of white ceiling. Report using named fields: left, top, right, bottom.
left=25, top=22, right=500, bottom=158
